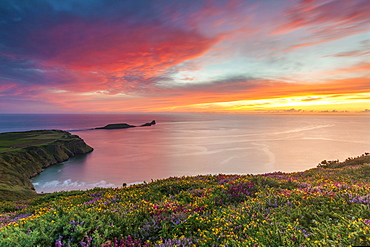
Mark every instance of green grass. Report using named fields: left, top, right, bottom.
left=0, top=130, right=67, bottom=151
left=318, top=155, right=370, bottom=169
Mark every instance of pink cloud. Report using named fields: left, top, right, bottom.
left=30, top=20, right=219, bottom=72
left=22, top=18, right=222, bottom=95
left=324, top=50, right=370, bottom=57
left=0, top=83, right=16, bottom=94
left=274, top=0, right=370, bottom=48
left=0, top=0, right=256, bottom=102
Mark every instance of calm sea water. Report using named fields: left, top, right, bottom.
left=0, top=113, right=369, bottom=193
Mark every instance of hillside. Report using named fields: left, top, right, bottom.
left=0, top=154, right=369, bottom=246
left=0, top=130, right=93, bottom=201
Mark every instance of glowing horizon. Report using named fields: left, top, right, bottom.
left=0, top=0, right=369, bottom=114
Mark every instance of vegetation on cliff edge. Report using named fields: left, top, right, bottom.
left=0, top=130, right=93, bottom=201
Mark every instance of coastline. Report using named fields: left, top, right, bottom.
left=0, top=129, right=369, bottom=245
left=0, top=130, right=93, bottom=201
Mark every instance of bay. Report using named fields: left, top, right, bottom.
left=0, top=113, right=369, bottom=193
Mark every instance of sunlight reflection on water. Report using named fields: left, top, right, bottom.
left=24, top=114, right=370, bottom=192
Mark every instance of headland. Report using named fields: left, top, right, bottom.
left=0, top=130, right=93, bottom=200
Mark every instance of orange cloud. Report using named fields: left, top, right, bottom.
left=37, top=75, right=370, bottom=113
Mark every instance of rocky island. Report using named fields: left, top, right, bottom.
left=95, top=120, right=156, bottom=129
left=0, top=130, right=93, bottom=200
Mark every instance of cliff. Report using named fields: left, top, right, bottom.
left=0, top=130, right=93, bottom=201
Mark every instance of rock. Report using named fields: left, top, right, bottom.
left=140, top=120, right=156, bottom=127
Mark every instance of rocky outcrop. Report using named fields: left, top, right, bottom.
left=0, top=130, right=93, bottom=200
left=96, top=120, right=156, bottom=129
left=140, top=120, right=156, bottom=127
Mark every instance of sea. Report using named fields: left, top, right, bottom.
left=0, top=113, right=369, bottom=193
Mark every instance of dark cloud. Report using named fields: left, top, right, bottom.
left=301, top=97, right=322, bottom=102
left=182, top=75, right=259, bottom=92
left=154, top=74, right=260, bottom=93
left=283, top=108, right=302, bottom=112
left=0, top=56, right=47, bottom=86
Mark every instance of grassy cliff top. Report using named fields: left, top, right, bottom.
left=0, top=130, right=73, bottom=153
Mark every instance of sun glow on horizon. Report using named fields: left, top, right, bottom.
left=156, top=93, right=370, bottom=113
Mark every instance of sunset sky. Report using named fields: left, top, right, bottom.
left=0, top=0, right=369, bottom=114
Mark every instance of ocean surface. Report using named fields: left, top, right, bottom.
left=0, top=113, right=369, bottom=193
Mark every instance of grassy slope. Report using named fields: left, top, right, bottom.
left=0, top=130, right=64, bottom=152
left=0, top=154, right=369, bottom=246
left=0, top=130, right=93, bottom=201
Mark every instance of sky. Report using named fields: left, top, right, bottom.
left=0, top=0, right=369, bottom=114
